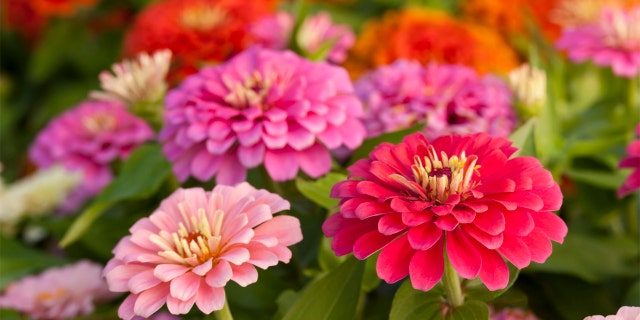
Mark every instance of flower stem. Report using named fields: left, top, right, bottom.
left=442, top=258, right=464, bottom=308
left=628, top=76, right=639, bottom=132
left=212, top=299, right=233, bottom=320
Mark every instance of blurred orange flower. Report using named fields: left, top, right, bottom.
left=344, top=7, right=519, bottom=79
left=29, top=0, right=96, bottom=17
left=123, top=0, right=279, bottom=82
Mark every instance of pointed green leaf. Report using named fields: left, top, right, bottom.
left=565, top=168, right=629, bottom=190
left=295, top=172, right=346, bottom=210
left=0, top=235, right=67, bottom=289
left=464, top=264, right=520, bottom=302
left=446, top=300, right=489, bottom=320
left=390, top=281, right=444, bottom=320
left=281, top=256, right=364, bottom=320
left=509, top=118, right=537, bottom=157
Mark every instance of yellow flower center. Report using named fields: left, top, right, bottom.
left=180, top=5, right=227, bottom=31
left=223, top=71, right=272, bottom=110
left=36, top=288, right=66, bottom=302
left=82, top=112, right=116, bottom=134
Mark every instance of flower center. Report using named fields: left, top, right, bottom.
left=223, top=71, right=272, bottom=109
left=180, top=4, right=227, bottom=31
left=36, top=288, right=66, bottom=302
left=82, top=112, right=116, bottom=134
left=150, top=202, right=224, bottom=266
left=411, top=145, right=480, bottom=202
left=600, top=8, right=640, bottom=50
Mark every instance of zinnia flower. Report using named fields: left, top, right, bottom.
left=618, top=124, right=640, bottom=197
left=556, top=5, right=640, bottom=78
left=251, top=11, right=355, bottom=64
left=103, top=183, right=302, bottom=319
left=490, top=306, right=540, bottom=320
left=323, top=132, right=567, bottom=291
left=123, top=0, right=278, bottom=81
left=584, top=306, right=640, bottom=320
left=0, top=260, right=114, bottom=319
left=344, top=7, right=519, bottom=79
left=29, top=100, right=154, bottom=212
left=355, top=60, right=516, bottom=139
left=160, top=47, right=365, bottom=185
left=508, top=64, right=547, bottom=118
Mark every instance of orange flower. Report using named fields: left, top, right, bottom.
left=344, top=7, right=518, bottom=79
left=28, top=0, right=96, bottom=18
left=123, top=0, right=279, bottom=82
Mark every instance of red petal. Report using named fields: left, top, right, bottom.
left=532, top=211, right=567, bottom=243
left=522, top=230, right=553, bottom=263
left=377, top=234, right=414, bottom=283
left=434, top=215, right=458, bottom=231
left=408, top=223, right=443, bottom=250
left=476, top=247, right=509, bottom=291
left=357, top=181, right=398, bottom=200
left=408, top=239, right=445, bottom=291
left=464, top=224, right=503, bottom=249
left=356, top=201, right=393, bottom=219
left=378, top=213, right=407, bottom=235
left=446, top=230, right=481, bottom=279
left=353, top=230, right=397, bottom=259
left=498, top=234, right=531, bottom=269
left=473, top=206, right=505, bottom=236
left=504, top=209, right=534, bottom=236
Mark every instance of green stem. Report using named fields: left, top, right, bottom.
left=211, top=299, right=233, bottom=320
left=442, top=258, right=464, bottom=308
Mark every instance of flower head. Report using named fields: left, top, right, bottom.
left=323, top=132, right=567, bottom=291
left=104, top=183, right=302, bottom=319
left=508, top=64, right=547, bottom=118
left=490, top=306, right=540, bottom=320
left=29, top=100, right=154, bottom=211
left=123, top=0, right=278, bottom=81
left=344, top=7, right=519, bottom=79
left=584, top=306, right=640, bottom=320
left=618, top=124, right=640, bottom=197
left=0, top=260, right=114, bottom=319
left=556, top=5, right=640, bottom=77
left=355, top=60, right=516, bottom=139
left=160, top=47, right=365, bottom=185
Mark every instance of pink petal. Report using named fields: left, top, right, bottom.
left=220, top=247, right=251, bottom=265
left=531, top=211, right=567, bottom=243
left=378, top=213, right=407, bottom=235
left=133, top=283, right=169, bottom=318
left=477, top=247, right=509, bottom=291
left=376, top=234, right=414, bottom=283
left=473, top=207, right=505, bottom=236
left=118, top=294, right=138, bottom=320
left=408, top=239, right=445, bottom=291
left=353, top=230, right=396, bottom=259
left=215, top=154, right=247, bottom=185
left=254, top=215, right=303, bottom=246
left=446, top=229, right=481, bottom=279
left=504, top=209, right=534, bottom=236
left=407, top=223, right=443, bottom=250
left=166, top=295, right=196, bottom=315
left=129, top=269, right=162, bottom=294
left=237, top=144, right=266, bottom=168
left=264, top=148, right=299, bottom=181
left=195, top=284, right=225, bottom=314
left=192, top=259, right=214, bottom=276
left=522, top=230, right=553, bottom=263
left=106, top=264, right=150, bottom=292
left=205, top=260, right=233, bottom=287
left=230, top=263, right=259, bottom=287
left=498, top=235, right=531, bottom=269
left=297, top=143, right=332, bottom=178
left=170, top=272, right=202, bottom=301
left=463, top=224, right=503, bottom=249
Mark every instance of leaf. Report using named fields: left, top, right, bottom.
left=509, top=118, right=536, bottom=157
left=465, top=264, right=520, bottom=302
left=60, top=144, right=172, bottom=247
left=281, top=256, right=364, bottom=320
left=446, top=300, right=489, bottom=320
left=0, top=234, right=67, bottom=289
left=565, top=168, right=629, bottom=190
left=390, top=281, right=444, bottom=320
left=295, top=172, right=346, bottom=210
left=348, top=124, right=423, bottom=165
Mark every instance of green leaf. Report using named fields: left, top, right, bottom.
left=565, top=168, right=629, bottom=190
left=465, top=264, right=520, bottom=302
left=60, top=144, right=172, bottom=247
left=623, top=279, right=640, bottom=306
left=390, top=281, right=444, bottom=320
left=446, top=300, right=489, bottom=320
left=281, top=256, right=364, bottom=320
left=295, top=172, right=346, bottom=210
left=509, top=118, right=536, bottom=157
left=348, top=124, right=423, bottom=165
left=0, top=235, right=67, bottom=289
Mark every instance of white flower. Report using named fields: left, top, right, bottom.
left=508, top=63, right=547, bottom=117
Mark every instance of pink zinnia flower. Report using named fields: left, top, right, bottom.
left=160, top=47, right=365, bottom=184
left=323, top=132, right=567, bottom=291
left=355, top=60, right=516, bottom=139
left=0, top=260, right=114, bottom=319
left=29, top=100, right=154, bottom=211
left=584, top=306, right=640, bottom=320
left=618, top=124, right=640, bottom=198
left=103, top=183, right=303, bottom=319
left=490, top=306, right=539, bottom=320
left=251, top=11, right=355, bottom=64
left=556, top=5, right=640, bottom=78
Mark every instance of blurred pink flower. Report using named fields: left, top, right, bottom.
left=584, top=306, right=640, bottom=320
left=0, top=260, right=114, bottom=319
left=618, top=124, right=640, bottom=198
left=133, top=312, right=182, bottom=320
left=556, top=6, right=640, bottom=77
left=29, top=100, right=154, bottom=212
left=354, top=60, right=516, bottom=139
left=323, top=132, right=567, bottom=291
left=490, top=306, right=539, bottom=320
left=104, top=183, right=302, bottom=319
left=160, top=47, right=365, bottom=184
left=251, top=11, right=355, bottom=63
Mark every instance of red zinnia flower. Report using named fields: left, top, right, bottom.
left=323, top=132, right=567, bottom=291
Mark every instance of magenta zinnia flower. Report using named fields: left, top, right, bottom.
left=29, top=100, right=154, bottom=211
left=618, top=124, right=640, bottom=198
left=355, top=60, right=516, bottom=139
left=160, top=47, right=365, bottom=184
left=556, top=5, right=640, bottom=78
left=323, top=132, right=567, bottom=291
left=0, top=260, right=114, bottom=319
left=104, top=183, right=302, bottom=319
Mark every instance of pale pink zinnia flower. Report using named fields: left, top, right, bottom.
left=584, top=306, right=640, bottom=320
left=104, top=183, right=303, bottom=319
left=618, top=124, right=640, bottom=197
left=556, top=6, right=640, bottom=78
left=490, top=306, right=540, bottom=320
left=355, top=60, right=516, bottom=139
left=0, top=260, right=114, bottom=319
left=251, top=11, right=355, bottom=64
left=160, top=47, right=365, bottom=184
left=323, top=132, right=567, bottom=291
left=29, top=100, right=154, bottom=211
